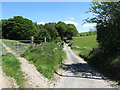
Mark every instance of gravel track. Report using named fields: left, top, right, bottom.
left=1, top=43, right=52, bottom=88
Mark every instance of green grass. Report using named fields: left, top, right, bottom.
left=73, top=35, right=98, bottom=49
left=21, top=42, right=66, bottom=79
left=72, top=35, right=98, bottom=58
left=2, top=53, right=24, bottom=88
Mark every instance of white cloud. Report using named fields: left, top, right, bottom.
left=82, top=23, right=96, bottom=27
left=67, top=17, right=75, bottom=20
left=37, top=22, right=46, bottom=25
left=63, top=21, right=78, bottom=26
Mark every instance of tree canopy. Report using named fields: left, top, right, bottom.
left=2, top=16, right=78, bottom=41
left=87, top=2, right=120, bottom=53
left=2, top=16, right=37, bottom=40
left=56, top=21, right=78, bottom=40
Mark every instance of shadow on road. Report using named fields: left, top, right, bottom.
left=55, top=63, right=106, bottom=80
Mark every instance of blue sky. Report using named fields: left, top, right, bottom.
left=2, top=2, right=96, bottom=33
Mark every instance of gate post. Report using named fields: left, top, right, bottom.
left=44, top=37, right=46, bottom=43
left=31, top=36, right=34, bottom=48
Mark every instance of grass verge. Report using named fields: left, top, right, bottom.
left=88, top=50, right=120, bottom=83
left=2, top=53, right=24, bottom=88
left=21, top=42, right=66, bottom=79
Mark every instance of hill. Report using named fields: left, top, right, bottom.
left=78, top=31, right=97, bottom=37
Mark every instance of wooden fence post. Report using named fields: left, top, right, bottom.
left=31, top=36, right=34, bottom=48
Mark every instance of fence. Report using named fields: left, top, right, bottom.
left=1, top=40, right=31, bottom=55
left=0, top=36, right=44, bottom=55
left=0, top=43, right=6, bottom=55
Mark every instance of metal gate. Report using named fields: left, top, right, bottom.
left=1, top=39, right=31, bottom=55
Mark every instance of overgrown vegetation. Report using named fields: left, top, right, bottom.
left=85, top=2, right=120, bottom=82
left=2, top=53, right=24, bottom=88
left=21, top=42, right=66, bottom=79
left=88, top=50, right=120, bottom=81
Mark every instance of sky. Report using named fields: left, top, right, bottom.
left=2, top=2, right=96, bottom=33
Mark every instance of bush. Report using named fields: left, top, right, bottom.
left=88, top=50, right=120, bottom=81
left=22, top=42, right=66, bottom=79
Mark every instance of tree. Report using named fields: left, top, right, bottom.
left=2, top=16, right=37, bottom=40
left=35, top=24, right=51, bottom=41
left=66, top=24, right=78, bottom=39
left=0, top=21, right=2, bottom=39
left=56, top=21, right=68, bottom=40
left=87, top=2, right=120, bottom=53
left=44, top=23, right=58, bottom=41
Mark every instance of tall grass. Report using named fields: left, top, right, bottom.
left=2, top=53, right=24, bottom=88
left=22, top=42, right=66, bottom=79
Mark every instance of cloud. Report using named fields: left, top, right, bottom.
left=82, top=23, right=96, bottom=27
left=63, top=21, right=78, bottom=26
left=67, top=17, right=75, bottom=20
left=37, top=22, right=46, bottom=25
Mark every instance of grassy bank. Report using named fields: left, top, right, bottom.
left=89, top=50, right=120, bottom=83
left=21, top=42, right=66, bottom=79
left=72, top=35, right=98, bottom=57
left=2, top=53, right=24, bottom=88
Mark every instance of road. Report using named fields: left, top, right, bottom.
left=56, top=45, right=112, bottom=88
left=0, top=41, right=117, bottom=88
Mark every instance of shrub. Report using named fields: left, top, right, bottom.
left=22, top=42, right=66, bottom=79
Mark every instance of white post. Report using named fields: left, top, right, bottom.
left=31, top=36, right=34, bottom=48
left=44, top=37, right=46, bottom=43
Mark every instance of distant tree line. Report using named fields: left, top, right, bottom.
left=79, top=31, right=97, bottom=37
left=2, top=16, right=78, bottom=42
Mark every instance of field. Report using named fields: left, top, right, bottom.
left=72, top=35, right=98, bottom=58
